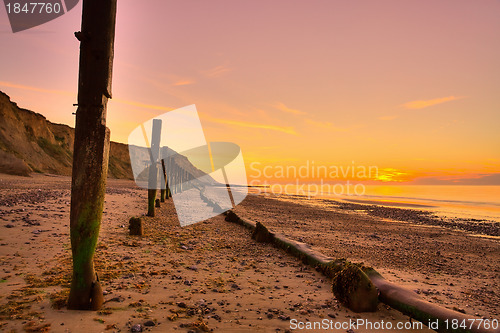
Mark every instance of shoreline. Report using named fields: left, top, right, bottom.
left=255, top=191, right=500, bottom=237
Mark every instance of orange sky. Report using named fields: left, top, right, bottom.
left=1, top=0, right=499, bottom=184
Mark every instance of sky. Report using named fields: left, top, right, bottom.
left=1, top=0, right=499, bottom=185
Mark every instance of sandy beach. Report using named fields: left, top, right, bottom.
left=0, top=174, right=498, bottom=332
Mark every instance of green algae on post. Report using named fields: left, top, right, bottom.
left=331, top=262, right=379, bottom=312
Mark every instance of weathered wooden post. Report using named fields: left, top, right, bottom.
left=179, top=168, right=182, bottom=192
left=68, top=0, right=117, bottom=310
left=167, top=161, right=172, bottom=198
left=166, top=156, right=172, bottom=198
left=147, top=119, right=162, bottom=217
left=178, top=167, right=183, bottom=192
left=160, top=158, right=167, bottom=202
left=128, top=217, right=143, bottom=236
left=172, top=163, right=177, bottom=194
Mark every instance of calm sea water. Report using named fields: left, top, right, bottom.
left=252, top=185, right=500, bottom=222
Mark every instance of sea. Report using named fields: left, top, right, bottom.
left=249, top=185, right=500, bottom=223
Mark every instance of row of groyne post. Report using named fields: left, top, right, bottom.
left=143, top=119, right=195, bottom=218
left=148, top=155, right=194, bottom=216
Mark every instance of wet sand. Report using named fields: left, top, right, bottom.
left=0, top=174, right=498, bottom=332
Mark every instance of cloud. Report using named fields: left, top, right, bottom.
left=111, top=99, right=174, bottom=112
left=172, top=79, right=195, bottom=86
left=305, top=118, right=353, bottom=132
left=202, top=65, right=231, bottom=77
left=412, top=173, right=500, bottom=185
left=203, top=115, right=297, bottom=135
left=0, top=80, right=176, bottom=113
left=273, top=102, right=306, bottom=115
left=0, top=81, right=72, bottom=96
left=401, top=96, right=465, bottom=109
left=378, top=115, right=398, bottom=120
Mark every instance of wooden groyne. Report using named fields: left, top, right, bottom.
left=224, top=210, right=497, bottom=333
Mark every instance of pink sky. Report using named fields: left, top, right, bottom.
left=1, top=0, right=499, bottom=184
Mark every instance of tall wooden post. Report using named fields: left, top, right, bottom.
left=172, top=163, right=176, bottom=194
left=167, top=157, right=172, bottom=198
left=147, top=119, right=162, bottom=216
left=165, top=156, right=171, bottom=198
left=68, top=0, right=117, bottom=310
left=160, top=159, right=167, bottom=202
left=179, top=168, right=182, bottom=192
left=175, top=166, right=182, bottom=193
left=181, top=168, right=184, bottom=191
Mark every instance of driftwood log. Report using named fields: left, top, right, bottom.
left=225, top=210, right=496, bottom=333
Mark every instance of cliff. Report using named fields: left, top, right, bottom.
left=0, top=91, right=156, bottom=179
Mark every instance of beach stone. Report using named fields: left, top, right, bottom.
left=128, top=217, right=143, bottom=236
left=143, top=320, right=155, bottom=327
left=130, top=324, right=142, bottom=332
left=108, top=296, right=125, bottom=303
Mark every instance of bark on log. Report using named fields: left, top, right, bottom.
left=225, top=210, right=496, bottom=332
left=67, top=0, right=117, bottom=311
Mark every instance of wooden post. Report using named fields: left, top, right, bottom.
left=128, top=217, right=143, bottom=236
left=179, top=168, right=182, bottom=192
left=166, top=157, right=172, bottom=198
left=166, top=156, right=172, bottom=198
left=172, top=163, right=177, bottom=194
left=68, top=0, right=117, bottom=310
left=160, top=158, right=167, bottom=202
left=178, top=167, right=182, bottom=192
left=147, top=119, right=162, bottom=216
